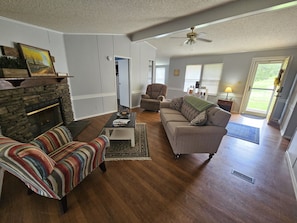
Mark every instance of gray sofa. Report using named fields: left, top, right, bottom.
left=160, top=95, right=231, bottom=159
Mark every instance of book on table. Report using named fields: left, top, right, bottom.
left=112, top=119, right=130, bottom=126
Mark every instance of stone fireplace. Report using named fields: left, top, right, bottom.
left=0, top=79, right=74, bottom=142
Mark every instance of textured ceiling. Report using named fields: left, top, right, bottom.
left=0, top=0, right=232, bottom=34
left=1, top=0, right=297, bottom=59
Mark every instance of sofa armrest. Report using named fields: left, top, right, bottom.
left=160, top=101, right=171, bottom=108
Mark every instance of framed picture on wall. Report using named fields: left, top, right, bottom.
left=18, top=43, right=56, bottom=77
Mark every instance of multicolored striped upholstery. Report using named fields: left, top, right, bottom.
left=31, top=126, right=73, bottom=154
left=0, top=126, right=109, bottom=201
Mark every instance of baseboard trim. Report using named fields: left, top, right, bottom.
left=286, top=151, right=297, bottom=200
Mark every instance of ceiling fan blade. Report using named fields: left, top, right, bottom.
left=197, top=37, right=212, bottom=43
left=170, top=37, right=187, bottom=39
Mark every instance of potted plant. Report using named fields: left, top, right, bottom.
left=0, top=56, right=29, bottom=78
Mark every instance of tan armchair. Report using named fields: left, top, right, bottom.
left=140, top=83, right=167, bottom=111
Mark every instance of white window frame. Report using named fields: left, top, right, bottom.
left=201, top=63, right=223, bottom=95
left=184, top=63, right=223, bottom=96
left=155, top=66, right=166, bottom=84
left=183, top=65, right=202, bottom=92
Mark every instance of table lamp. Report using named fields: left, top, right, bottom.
left=224, top=87, right=232, bottom=100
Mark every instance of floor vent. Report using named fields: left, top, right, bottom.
left=231, top=169, right=255, bottom=184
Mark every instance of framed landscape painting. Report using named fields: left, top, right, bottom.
left=18, top=43, right=56, bottom=77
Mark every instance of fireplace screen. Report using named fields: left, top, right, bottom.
left=26, top=99, right=64, bottom=138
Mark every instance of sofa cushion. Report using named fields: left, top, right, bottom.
left=18, top=145, right=56, bottom=179
left=161, top=113, right=188, bottom=125
left=181, top=101, right=200, bottom=121
left=190, top=111, right=207, bottom=126
left=160, top=108, right=181, bottom=115
left=170, top=97, right=183, bottom=111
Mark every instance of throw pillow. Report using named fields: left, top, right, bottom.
left=170, top=97, right=183, bottom=111
left=190, top=111, right=208, bottom=126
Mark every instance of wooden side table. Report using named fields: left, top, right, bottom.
left=217, top=99, right=233, bottom=112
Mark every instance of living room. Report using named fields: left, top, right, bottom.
left=1, top=0, right=297, bottom=222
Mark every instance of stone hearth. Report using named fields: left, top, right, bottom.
left=0, top=80, right=74, bottom=142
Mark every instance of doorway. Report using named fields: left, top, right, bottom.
left=240, top=56, right=289, bottom=118
left=115, top=57, right=131, bottom=110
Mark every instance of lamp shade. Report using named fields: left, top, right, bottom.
left=224, top=87, right=232, bottom=93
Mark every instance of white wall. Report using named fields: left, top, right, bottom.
left=0, top=17, right=156, bottom=120
left=168, top=48, right=297, bottom=119
left=64, top=34, right=156, bottom=119
left=0, top=18, right=68, bottom=74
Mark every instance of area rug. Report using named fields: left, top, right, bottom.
left=226, top=122, right=260, bottom=144
left=101, top=123, right=151, bottom=161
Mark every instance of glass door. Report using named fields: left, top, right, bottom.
left=241, top=57, right=288, bottom=117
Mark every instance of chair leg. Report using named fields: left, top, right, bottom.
left=27, top=188, right=34, bottom=195
left=209, top=153, right=214, bottom=159
left=60, top=196, right=68, bottom=213
left=99, top=162, right=106, bottom=172
left=0, top=168, right=4, bottom=200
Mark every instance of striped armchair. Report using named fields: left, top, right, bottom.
left=0, top=126, right=109, bottom=213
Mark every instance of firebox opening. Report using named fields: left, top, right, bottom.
left=26, top=98, right=64, bottom=138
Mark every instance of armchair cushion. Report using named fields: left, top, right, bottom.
left=31, top=126, right=73, bottom=154
left=18, top=146, right=56, bottom=179
left=141, top=94, right=150, bottom=99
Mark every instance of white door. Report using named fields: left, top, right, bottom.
left=117, top=59, right=130, bottom=108
left=240, top=57, right=289, bottom=117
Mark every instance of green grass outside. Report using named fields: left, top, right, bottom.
left=247, top=77, right=276, bottom=112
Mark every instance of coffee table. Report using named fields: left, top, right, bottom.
left=103, top=112, right=136, bottom=147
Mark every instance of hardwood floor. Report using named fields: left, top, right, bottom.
left=1, top=108, right=297, bottom=223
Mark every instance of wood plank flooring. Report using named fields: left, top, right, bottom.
left=1, top=108, right=297, bottom=223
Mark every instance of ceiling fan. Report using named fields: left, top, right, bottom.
left=171, top=27, right=212, bottom=45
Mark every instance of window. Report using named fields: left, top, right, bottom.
left=201, top=63, right=223, bottom=95
left=156, top=66, right=166, bottom=84
left=183, top=65, right=202, bottom=92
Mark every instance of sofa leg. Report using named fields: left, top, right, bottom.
left=60, top=196, right=68, bottom=213
left=209, top=153, right=214, bottom=159
left=99, top=162, right=107, bottom=172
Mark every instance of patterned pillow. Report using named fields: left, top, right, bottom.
left=181, top=101, right=200, bottom=121
left=18, top=146, right=56, bottom=179
left=170, top=97, right=183, bottom=111
left=190, top=111, right=208, bottom=126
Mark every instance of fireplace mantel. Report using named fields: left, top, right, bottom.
left=0, top=76, right=72, bottom=90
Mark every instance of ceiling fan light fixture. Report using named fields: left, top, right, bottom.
left=184, top=38, right=196, bottom=45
